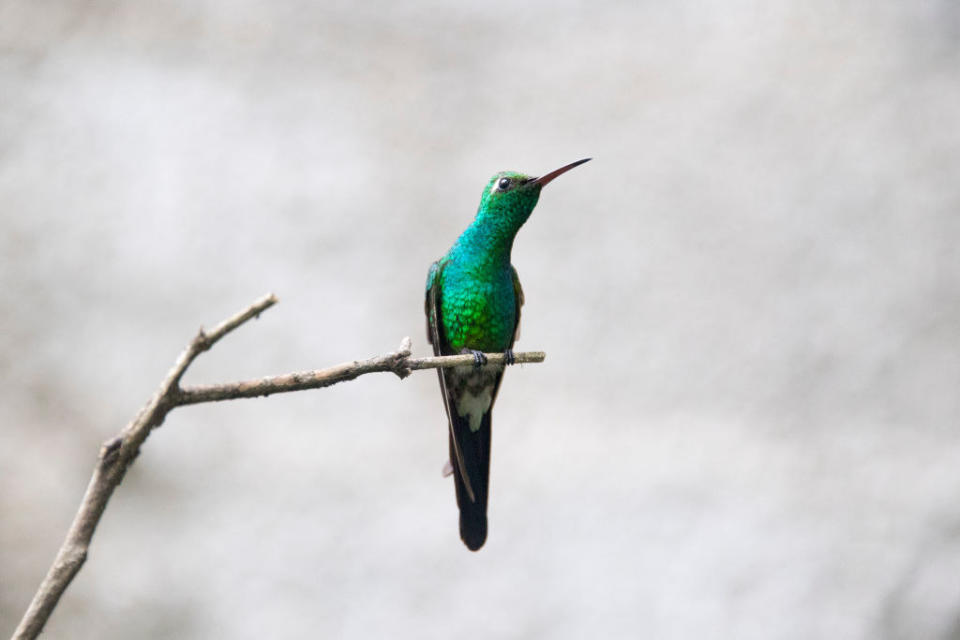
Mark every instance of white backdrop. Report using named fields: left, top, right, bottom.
left=2, top=2, right=959, bottom=638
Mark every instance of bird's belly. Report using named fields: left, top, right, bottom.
left=441, top=279, right=516, bottom=353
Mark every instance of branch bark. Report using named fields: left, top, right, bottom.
left=12, top=294, right=545, bottom=640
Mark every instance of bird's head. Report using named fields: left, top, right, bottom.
left=475, top=158, right=591, bottom=233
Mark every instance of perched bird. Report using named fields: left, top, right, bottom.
left=425, top=158, right=591, bottom=550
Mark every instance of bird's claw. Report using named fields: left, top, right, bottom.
left=467, top=349, right=487, bottom=369
left=504, top=349, right=516, bottom=366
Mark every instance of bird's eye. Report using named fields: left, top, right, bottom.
left=498, top=177, right=512, bottom=190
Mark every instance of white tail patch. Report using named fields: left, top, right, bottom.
left=455, top=387, right=493, bottom=432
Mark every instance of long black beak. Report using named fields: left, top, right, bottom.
left=532, top=158, right=591, bottom=187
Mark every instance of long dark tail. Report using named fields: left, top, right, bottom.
left=450, top=410, right=491, bottom=551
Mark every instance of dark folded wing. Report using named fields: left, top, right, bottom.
left=425, top=259, right=475, bottom=502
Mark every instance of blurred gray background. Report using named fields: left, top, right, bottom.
left=2, top=1, right=959, bottom=638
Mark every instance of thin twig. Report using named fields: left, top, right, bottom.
left=176, top=345, right=546, bottom=405
left=12, top=295, right=545, bottom=640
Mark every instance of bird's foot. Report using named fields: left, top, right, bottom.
left=461, top=349, right=488, bottom=369
left=504, top=349, right=516, bottom=366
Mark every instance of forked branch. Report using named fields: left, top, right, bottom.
left=12, top=294, right=545, bottom=640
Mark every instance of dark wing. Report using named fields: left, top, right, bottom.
left=510, top=265, right=525, bottom=343
left=425, top=260, right=442, bottom=347
left=425, top=260, right=475, bottom=502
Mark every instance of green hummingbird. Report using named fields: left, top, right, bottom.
left=425, top=158, right=591, bottom=550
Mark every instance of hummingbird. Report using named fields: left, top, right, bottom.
left=425, top=158, right=591, bottom=550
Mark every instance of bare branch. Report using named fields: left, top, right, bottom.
left=12, top=293, right=279, bottom=640
left=12, top=295, right=544, bottom=640
left=176, top=339, right=545, bottom=405
left=405, top=350, right=545, bottom=371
